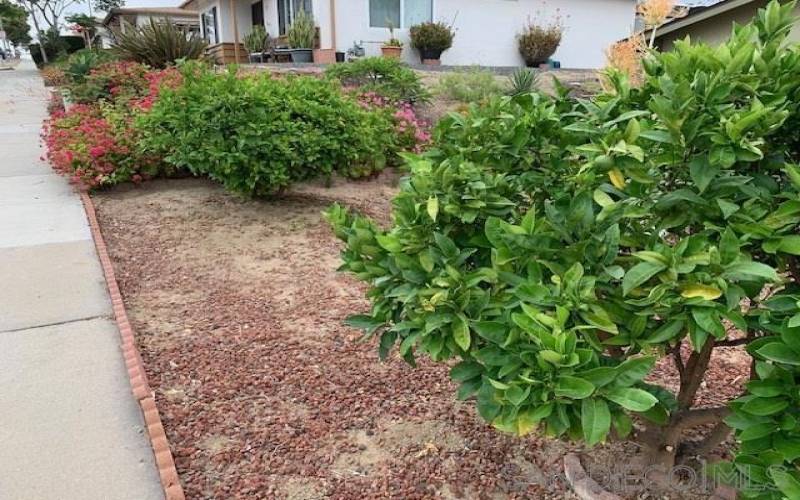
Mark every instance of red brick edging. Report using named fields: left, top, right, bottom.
left=80, top=192, right=185, bottom=500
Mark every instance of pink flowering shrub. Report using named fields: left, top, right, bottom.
left=43, top=104, right=162, bottom=189
left=43, top=64, right=181, bottom=189
left=356, top=91, right=431, bottom=154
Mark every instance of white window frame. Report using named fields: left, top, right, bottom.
left=368, top=0, right=433, bottom=29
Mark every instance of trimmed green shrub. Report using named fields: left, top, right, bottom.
left=325, top=56, right=428, bottom=103
left=137, top=63, right=395, bottom=196
left=435, top=67, right=503, bottom=103
left=328, top=1, right=800, bottom=497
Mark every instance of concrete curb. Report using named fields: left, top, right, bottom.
left=80, top=192, right=185, bottom=500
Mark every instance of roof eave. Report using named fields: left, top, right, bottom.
left=649, top=0, right=759, bottom=39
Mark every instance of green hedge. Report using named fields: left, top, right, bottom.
left=136, top=63, right=396, bottom=196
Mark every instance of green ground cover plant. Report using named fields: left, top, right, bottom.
left=435, top=67, right=503, bottom=104
left=324, top=57, right=428, bottom=103
left=328, top=2, right=800, bottom=497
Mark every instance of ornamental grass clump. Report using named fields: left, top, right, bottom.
left=328, top=2, right=800, bottom=497
left=112, top=18, right=207, bottom=68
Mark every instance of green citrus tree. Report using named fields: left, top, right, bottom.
left=328, top=2, right=800, bottom=497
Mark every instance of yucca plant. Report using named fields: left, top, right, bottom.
left=506, top=68, right=539, bottom=97
left=112, top=18, right=207, bottom=68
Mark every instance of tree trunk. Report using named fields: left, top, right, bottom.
left=640, top=339, right=728, bottom=472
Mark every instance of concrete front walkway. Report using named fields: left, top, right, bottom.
left=0, top=61, right=164, bottom=499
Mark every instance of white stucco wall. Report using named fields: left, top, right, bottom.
left=196, top=0, right=635, bottom=67
left=316, top=0, right=636, bottom=68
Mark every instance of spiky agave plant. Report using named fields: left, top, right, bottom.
left=506, top=68, right=539, bottom=97
left=112, top=18, right=207, bottom=68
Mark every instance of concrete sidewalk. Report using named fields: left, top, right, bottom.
left=0, top=61, right=164, bottom=499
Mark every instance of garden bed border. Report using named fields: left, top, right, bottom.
left=80, top=192, right=185, bottom=500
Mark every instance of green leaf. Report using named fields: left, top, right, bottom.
left=604, top=387, right=658, bottom=412
left=581, top=398, right=611, bottom=446
left=644, top=320, right=685, bottom=343
left=689, top=156, right=719, bottom=193
left=555, top=376, right=596, bottom=399
left=739, top=422, right=777, bottom=441
left=434, top=232, right=458, bottom=259
left=376, top=234, right=402, bottom=252
left=719, top=228, right=740, bottom=265
left=450, top=361, right=483, bottom=381
left=723, top=261, right=777, bottom=281
left=770, top=469, right=800, bottom=498
left=717, top=199, right=739, bottom=219
left=614, top=356, right=656, bottom=386
left=775, top=435, right=800, bottom=462
left=472, top=321, right=508, bottom=344
left=691, top=308, right=726, bottom=338
left=452, top=314, right=471, bottom=351
left=757, top=342, right=800, bottom=365
left=622, top=261, right=667, bottom=296
left=612, top=412, right=633, bottom=438
left=776, top=235, right=800, bottom=255
left=344, top=314, right=385, bottom=333
left=578, top=367, right=617, bottom=388
left=741, top=397, right=789, bottom=416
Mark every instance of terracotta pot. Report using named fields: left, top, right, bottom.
left=381, top=46, right=402, bottom=59
left=422, top=58, right=441, bottom=66
left=313, top=49, right=336, bottom=64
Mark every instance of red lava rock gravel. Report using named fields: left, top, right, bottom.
left=92, top=174, right=750, bottom=500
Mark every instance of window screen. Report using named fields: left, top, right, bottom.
left=369, top=0, right=401, bottom=28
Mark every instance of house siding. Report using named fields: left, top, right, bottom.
left=192, top=0, right=636, bottom=68
left=656, top=0, right=800, bottom=51
left=320, top=0, right=636, bottom=68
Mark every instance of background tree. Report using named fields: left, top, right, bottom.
left=14, top=0, right=83, bottom=63
left=0, top=0, right=31, bottom=46
left=92, top=0, right=122, bottom=12
left=65, top=12, right=96, bottom=48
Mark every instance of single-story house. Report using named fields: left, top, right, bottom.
left=177, top=0, right=638, bottom=68
left=101, top=7, right=201, bottom=35
left=650, top=0, right=800, bottom=51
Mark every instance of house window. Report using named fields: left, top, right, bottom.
left=278, top=0, right=313, bottom=35
left=252, top=0, right=264, bottom=27
left=369, top=0, right=432, bottom=28
left=201, top=6, right=218, bottom=44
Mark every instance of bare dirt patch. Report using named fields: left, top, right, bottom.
left=93, top=173, right=746, bottom=499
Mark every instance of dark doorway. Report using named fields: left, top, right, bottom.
left=251, top=0, right=264, bottom=27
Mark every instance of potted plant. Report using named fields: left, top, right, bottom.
left=244, top=25, right=269, bottom=63
left=409, top=21, right=454, bottom=65
left=287, top=9, right=315, bottom=63
left=381, top=23, right=403, bottom=59
left=517, top=13, right=564, bottom=68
